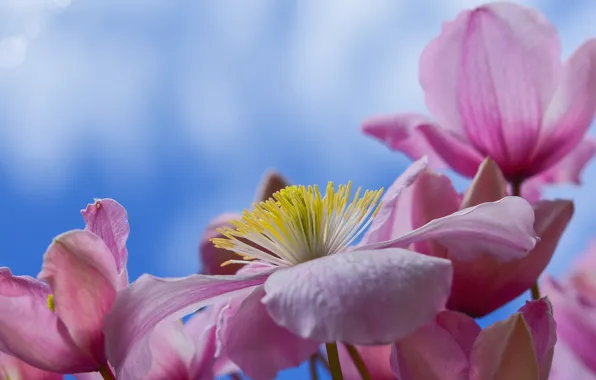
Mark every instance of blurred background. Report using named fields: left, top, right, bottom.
left=0, top=0, right=594, bottom=378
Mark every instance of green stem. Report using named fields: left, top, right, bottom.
left=98, top=364, right=116, bottom=380
left=309, top=355, right=319, bottom=380
left=325, top=342, right=344, bottom=380
left=315, top=350, right=330, bottom=371
left=345, top=344, right=371, bottom=380
left=531, top=282, right=541, bottom=300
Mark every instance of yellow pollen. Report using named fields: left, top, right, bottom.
left=211, top=182, right=383, bottom=267
left=47, top=294, right=56, bottom=312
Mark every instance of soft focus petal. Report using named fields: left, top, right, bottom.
left=81, top=199, right=129, bottom=274
left=254, top=170, right=290, bottom=202
left=263, top=248, right=452, bottom=344
left=421, top=2, right=560, bottom=174
left=364, top=197, right=537, bottom=262
left=145, top=321, right=194, bottom=380
left=38, top=230, right=119, bottom=364
left=391, top=310, right=478, bottom=380
left=537, top=40, right=596, bottom=172
left=199, top=213, right=244, bottom=275
left=447, top=200, right=572, bottom=316
left=361, top=114, right=449, bottom=168
left=460, top=158, right=507, bottom=209
left=0, top=352, right=63, bottom=380
left=550, top=340, right=596, bottom=380
left=103, top=270, right=271, bottom=374
left=0, top=268, right=95, bottom=373
left=519, top=299, right=557, bottom=379
left=469, top=313, right=539, bottom=380
left=220, top=286, right=319, bottom=380
left=338, top=345, right=393, bottom=380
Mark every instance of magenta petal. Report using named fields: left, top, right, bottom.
left=144, top=321, right=195, bottom=380
left=361, top=114, right=448, bottom=168
left=220, top=286, right=319, bottom=380
left=0, top=352, right=63, bottom=380
left=263, top=249, right=452, bottom=345
left=0, top=268, right=95, bottom=373
left=365, top=196, right=537, bottom=261
left=519, top=299, right=557, bottom=379
left=338, top=345, right=394, bottom=380
left=38, top=230, right=119, bottom=364
left=103, top=271, right=271, bottom=373
left=199, top=213, right=244, bottom=275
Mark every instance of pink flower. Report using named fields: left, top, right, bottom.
left=103, top=159, right=538, bottom=378
left=199, top=170, right=290, bottom=275
left=363, top=2, right=596, bottom=194
left=360, top=157, right=572, bottom=317
left=0, top=352, right=63, bottom=380
left=337, top=345, right=394, bottom=379
left=543, top=241, right=596, bottom=377
left=392, top=298, right=556, bottom=380
left=0, top=199, right=129, bottom=374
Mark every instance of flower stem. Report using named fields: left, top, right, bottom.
left=98, top=364, right=116, bottom=380
left=345, top=344, right=371, bottom=380
left=531, top=282, right=541, bottom=300
left=314, top=350, right=330, bottom=371
left=325, top=342, right=344, bottom=380
left=309, top=355, right=319, bottom=380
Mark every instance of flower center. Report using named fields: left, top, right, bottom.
left=211, top=182, right=383, bottom=267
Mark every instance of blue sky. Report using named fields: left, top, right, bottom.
left=0, top=0, right=595, bottom=378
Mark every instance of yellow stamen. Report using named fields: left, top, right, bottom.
left=211, top=182, right=383, bottom=266
left=47, top=294, right=56, bottom=312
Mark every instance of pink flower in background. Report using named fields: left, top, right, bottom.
left=543, top=241, right=596, bottom=378
left=199, top=170, right=290, bottom=275
left=0, top=199, right=129, bottom=375
left=363, top=2, right=596, bottom=194
left=0, top=352, right=63, bottom=380
left=391, top=298, right=556, bottom=380
left=103, top=159, right=537, bottom=378
left=360, top=157, right=573, bottom=317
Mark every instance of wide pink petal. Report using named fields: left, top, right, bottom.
left=421, top=2, right=560, bottom=175
left=364, top=196, right=537, bottom=262
left=103, top=271, right=271, bottom=375
left=38, top=230, right=119, bottom=364
left=0, top=352, right=63, bottom=380
left=263, top=248, right=452, bottom=345
left=536, top=40, right=596, bottom=172
left=338, top=345, right=393, bottom=380
left=361, top=114, right=449, bottom=168
left=447, top=200, right=572, bottom=317
left=0, top=268, right=95, bottom=373
left=519, top=299, right=557, bottom=380
left=81, top=199, right=129, bottom=275
left=199, top=213, right=244, bottom=275
left=469, top=313, right=539, bottom=380
left=220, top=286, right=319, bottom=380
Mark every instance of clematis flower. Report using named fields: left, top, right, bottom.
left=360, top=157, right=573, bottom=317
left=0, top=199, right=129, bottom=375
left=0, top=352, right=63, bottom=380
left=199, top=170, right=290, bottom=275
left=104, top=159, right=537, bottom=378
left=363, top=2, right=596, bottom=196
left=391, top=298, right=556, bottom=380
left=543, top=241, right=596, bottom=376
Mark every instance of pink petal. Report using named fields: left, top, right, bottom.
left=469, top=313, right=539, bottom=380
left=0, top=352, right=63, bottom=380
left=262, top=248, right=452, bottom=345
left=519, top=299, right=557, bottom=380
left=338, top=345, right=393, bottom=380
left=460, top=158, right=508, bottom=209
left=253, top=170, right=290, bottom=202
left=199, top=213, right=244, bottom=275
left=38, top=230, right=119, bottom=364
left=364, top=196, right=537, bottom=262
left=447, top=200, right=572, bottom=317
left=220, top=286, right=319, bottom=380
left=184, top=307, right=225, bottom=378
left=391, top=310, right=477, bottom=380
left=81, top=199, right=129, bottom=275
left=0, top=268, right=95, bottom=373
left=420, top=2, right=561, bottom=174
left=103, top=271, right=271, bottom=374
left=144, top=321, right=195, bottom=380
left=537, top=40, right=596, bottom=172
left=361, top=114, right=449, bottom=169
left=550, top=340, right=596, bottom=380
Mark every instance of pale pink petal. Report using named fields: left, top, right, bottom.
left=199, top=213, right=244, bottom=275
left=537, top=40, right=596, bottom=172
left=391, top=311, right=476, bottom=380
left=144, top=321, right=195, bottom=380
left=0, top=268, right=95, bottom=373
left=184, top=305, right=228, bottom=378
left=519, top=299, right=557, bottom=380
left=73, top=372, right=103, bottom=380
left=460, top=158, right=508, bottom=209
left=363, top=197, right=537, bottom=262
left=263, top=248, right=452, bottom=345
left=420, top=2, right=560, bottom=173
left=469, top=314, right=539, bottom=380
left=254, top=170, right=290, bottom=202
left=550, top=340, right=596, bottom=380
left=103, top=271, right=271, bottom=374
left=361, top=114, right=448, bottom=169
left=0, top=352, right=63, bottom=380
left=338, top=345, right=393, bottom=380
left=220, top=286, right=319, bottom=380
left=38, top=230, right=119, bottom=364
left=81, top=199, right=129, bottom=275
